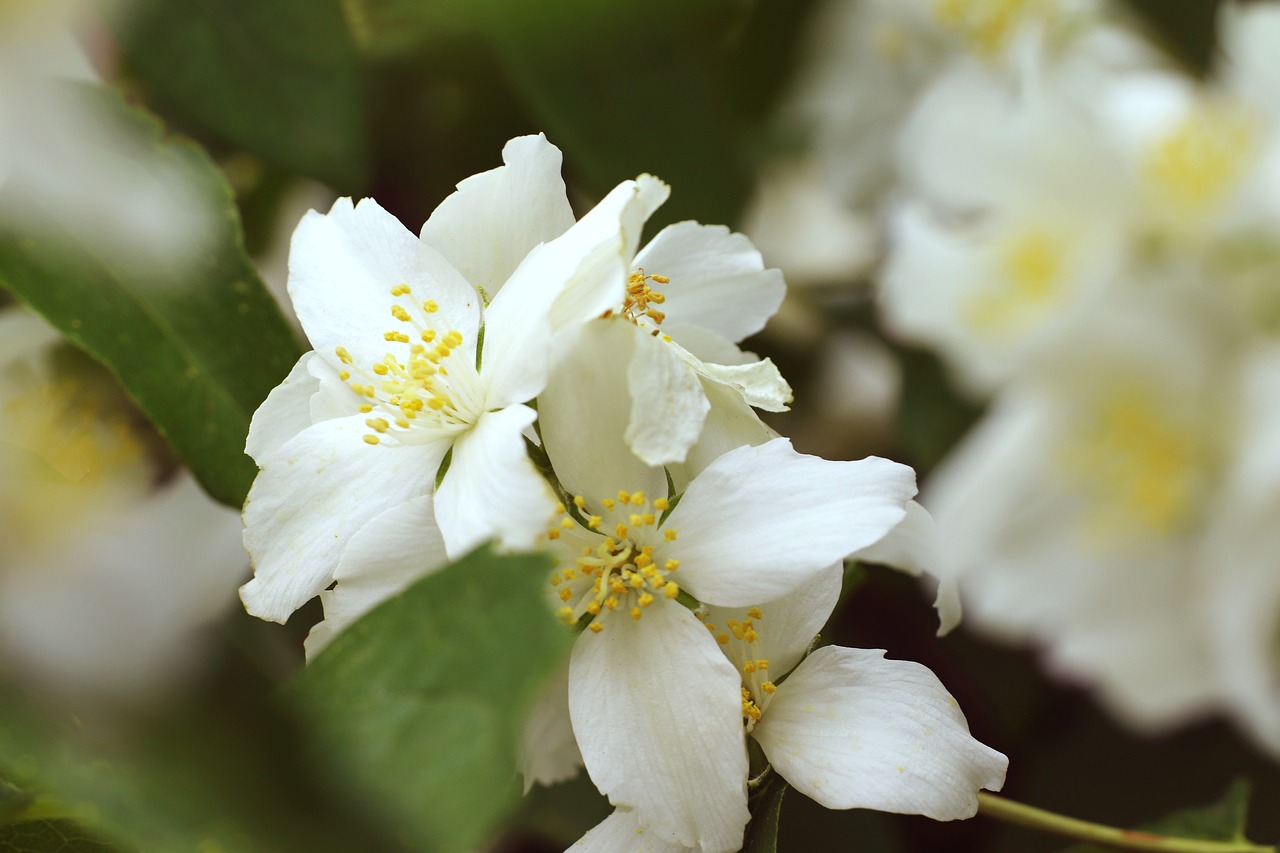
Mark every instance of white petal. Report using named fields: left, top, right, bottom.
left=288, top=197, right=480, bottom=372
left=853, top=501, right=960, bottom=635
left=239, top=415, right=448, bottom=622
left=697, top=357, right=792, bottom=412
left=753, top=647, right=1007, bottom=818
left=633, top=221, right=785, bottom=342
left=568, top=809, right=696, bottom=853
left=303, top=494, right=446, bottom=659
left=434, top=404, right=555, bottom=556
left=668, top=380, right=777, bottom=491
left=245, top=353, right=319, bottom=464
left=704, top=562, right=843, bottom=681
left=626, top=327, right=710, bottom=466
left=664, top=439, right=916, bottom=607
left=570, top=604, right=749, bottom=852
left=419, top=134, right=575, bottom=299
left=477, top=181, right=636, bottom=408
left=539, top=322, right=666, bottom=504
left=520, top=664, right=583, bottom=792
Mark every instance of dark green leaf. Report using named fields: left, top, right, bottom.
left=743, top=775, right=788, bottom=853
left=0, top=84, right=304, bottom=507
left=112, top=0, right=368, bottom=188
left=0, top=820, right=122, bottom=853
left=291, top=545, right=572, bottom=853
left=0, top=781, right=32, bottom=824
left=1122, top=0, right=1219, bottom=78
left=1062, top=778, right=1252, bottom=852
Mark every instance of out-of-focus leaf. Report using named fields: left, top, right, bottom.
left=743, top=775, right=788, bottom=853
left=895, top=344, right=982, bottom=475
left=0, top=780, right=32, bottom=824
left=112, top=0, right=367, bottom=188
left=291, top=545, right=571, bottom=853
left=1063, top=779, right=1252, bottom=852
left=0, top=820, right=122, bottom=852
left=0, top=84, right=304, bottom=508
left=1123, top=0, right=1219, bottom=77
left=479, top=0, right=755, bottom=228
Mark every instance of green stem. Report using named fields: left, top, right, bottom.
left=977, top=793, right=1274, bottom=853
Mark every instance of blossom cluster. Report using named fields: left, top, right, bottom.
left=790, top=0, right=1280, bottom=754
left=238, top=135, right=1007, bottom=851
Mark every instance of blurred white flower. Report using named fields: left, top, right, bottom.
left=0, top=308, right=244, bottom=700
left=0, top=0, right=208, bottom=263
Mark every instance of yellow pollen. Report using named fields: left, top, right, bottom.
left=588, top=515, right=602, bottom=529
left=391, top=305, right=411, bottom=322
left=365, top=417, right=389, bottom=432
left=373, top=363, right=389, bottom=375
left=560, top=517, right=574, bottom=529
left=630, top=607, right=642, bottom=621
left=650, top=274, right=670, bottom=284
left=755, top=659, right=769, bottom=670
left=335, top=346, right=353, bottom=364
left=743, top=661, right=757, bottom=674
left=604, top=597, right=619, bottom=610
left=363, top=434, right=380, bottom=445
left=617, top=490, right=631, bottom=503
left=390, top=283, right=412, bottom=296
left=630, top=491, right=645, bottom=505
left=634, top=553, right=652, bottom=568
left=546, top=529, right=560, bottom=540
left=423, top=300, right=439, bottom=313
left=761, top=681, right=777, bottom=694
left=588, top=621, right=604, bottom=634
left=602, top=498, right=616, bottom=510
left=664, top=529, right=678, bottom=541
left=663, top=581, right=679, bottom=599
left=653, top=497, right=669, bottom=510
left=642, top=513, right=655, bottom=526
left=664, top=559, right=679, bottom=571
left=586, top=601, right=601, bottom=615
left=573, top=495, right=586, bottom=508
left=717, top=634, right=730, bottom=645
left=359, top=404, right=373, bottom=413
left=421, top=330, right=436, bottom=343
left=615, top=523, right=628, bottom=539
left=557, top=606, right=573, bottom=621
left=555, top=501, right=566, bottom=513
left=338, top=370, right=351, bottom=381
left=558, top=587, right=573, bottom=602
left=747, top=607, right=763, bottom=620
left=384, top=331, right=410, bottom=343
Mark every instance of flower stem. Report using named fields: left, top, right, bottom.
left=976, top=793, right=1274, bottom=853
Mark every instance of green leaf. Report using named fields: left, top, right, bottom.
left=290, top=545, right=572, bottom=853
left=0, top=84, right=304, bottom=508
left=743, top=775, right=788, bottom=853
left=0, top=780, right=33, bottom=824
left=0, top=820, right=122, bottom=853
left=112, top=0, right=368, bottom=188
left=1062, top=779, right=1252, bottom=852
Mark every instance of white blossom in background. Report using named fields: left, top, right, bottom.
left=0, top=309, right=244, bottom=700
left=0, top=0, right=208, bottom=263
left=528, top=427, right=916, bottom=852
left=881, top=1, right=1280, bottom=753
left=238, top=135, right=664, bottom=624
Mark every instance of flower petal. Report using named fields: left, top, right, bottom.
left=539, top=322, right=666, bottom=504
left=568, top=809, right=694, bottom=853
left=853, top=500, right=961, bottom=635
left=626, top=327, right=710, bottom=466
left=434, top=404, right=555, bottom=556
left=304, top=494, right=446, bottom=659
left=479, top=179, right=649, bottom=409
left=288, top=197, right=480, bottom=372
left=239, top=415, right=448, bottom=622
left=667, top=380, right=776, bottom=491
left=419, top=134, right=576, bottom=300
left=752, top=646, right=1007, bottom=818
left=520, top=664, right=583, bottom=792
left=704, top=563, right=843, bottom=681
left=245, top=353, right=319, bottom=465
left=569, top=603, right=749, bottom=852
left=664, top=439, right=916, bottom=607
left=633, top=221, right=785, bottom=342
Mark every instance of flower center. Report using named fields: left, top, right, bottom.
left=0, top=375, right=149, bottom=550
left=932, top=0, right=1041, bottom=57
left=1144, top=104, right=1255, bottom=225
left=698, top=607, right=777, bottom=732
left=964, top=227, right=1068, bottom=338
left=547, top=490, right=682, bottom=633
left=601, top=269, right=674, bottom=341
left=334, top=283, right=484, bottom=446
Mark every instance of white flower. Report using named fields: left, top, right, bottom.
left=239, top=135, right=662, bottom=623
left=538, top=206, right=791, bottom=471
left=530, top=436, right=915, bottom=852
left=707, top=565, right=1007, bottom=820
left=0, top=309, right=244, bottom=699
